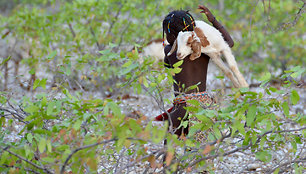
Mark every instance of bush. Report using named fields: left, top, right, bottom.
left=0, top=0, right=305, bottom=173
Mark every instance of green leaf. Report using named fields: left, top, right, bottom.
left=33, top=129, right=52, bottom=135
left=24, top=105, right=39, bottom=114
left=0, top=117, right=4, bottom=127
left=73, top=120, right=82, bottom=130
left=47, top=102, right=56, bottom=115
left=255, top=150, right=271, bottom=162
left=29, top=68, right=36, bottom=75
left=258, top=72, right=271, bottom=81
left=122, top=60, right=132, bottom=67
left=259, top=72, right=271, bottom=87
left=41, top=96, right=47, bottom=107
left=185, top=82, right=200, bottom=92
left=119, top=62, right=138, bottom=76
left=182, top=120, right=188, bottom=128
left=39, top=138, right=46, bottom=153
left=173, top=67, right=182, bottom=74
left=290, top=90, right=299, bottom=105
left=289, top=66, right=305, bottom=78
left=186, top=99, right=200, bottom=107
left=24, top=144, right=31, bottom=157
left=234, top=120, right=245, bottom=136
left=273, top=168, right=280, bottom=174
left=27, top=133, right=33, bottom=144
left=0, top=56, right=11, bottom=66
left=143, top=77, right=149, bottom=88
left=246, top=105, right=257, bottom=127
left=33, top=79, right=40, bottom=90
left=0, top=95, right=6, bottom=104
left=47, top=139, right=52, bottom=152
left=33, top=78, right=47, bottom=90
left=290, top=140, right=297, bottom=153
left=108, top=102, right=121, bottom=116
left=260, top=137, right=266, bottom=150
left=173, top=60, right=183, bottom=68
left=47, top=50, right=57, bottom=60
left=0, top=151, right=9, bottom=165
left=282, top=101, right=289, bottom=117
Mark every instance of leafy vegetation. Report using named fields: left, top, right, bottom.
left=0, top=0, right=305, bottom=173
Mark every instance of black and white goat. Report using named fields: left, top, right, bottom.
left=168, top=20, right=249, bottom=88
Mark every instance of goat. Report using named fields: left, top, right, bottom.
left=132, top=39, right=168, bottom=64
left=167, top=20, right=249, bottom=88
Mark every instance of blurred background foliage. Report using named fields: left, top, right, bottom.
left=0, top=0, right=305, bottom=93
left=0, top=1, right=305, bottom=173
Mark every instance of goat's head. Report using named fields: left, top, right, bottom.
left=167, top=31, right=201, bottom=60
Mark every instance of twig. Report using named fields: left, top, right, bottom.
left=114, top=150, right=164, bottom=174
left=106, top=2, right=125, bottom=37
left=60, top=138, right=117, bottom=174
left=275, top=1, right=306, bottom=31
left=248, top=0, right=260, bottom=37
left=267, top=158, right=306, bottom=174
left=3, top=148, right=52, bottom=174
left=0, top=107, right=28, bottom=124
left=60, top=137, right=144, bottom=174
left=89, top=25, right=101, bottom=50
left=67, top=22, right=83, bottom=54
left=113, top=148, right=126, bottom=173
left=117, top=21, right=131, bottom=48
left=187, top=127, right=306, bottom=168
left=0, top=165, right=41, bottom=174
left=67, top=22, right=76, bottom=38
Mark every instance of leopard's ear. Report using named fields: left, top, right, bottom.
left=194, top=27, right=210, bottom=47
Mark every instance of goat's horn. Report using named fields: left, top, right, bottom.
left=167, top=39, right=177, bottom=56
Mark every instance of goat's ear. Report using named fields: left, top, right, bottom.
left=194, top=27, right=210, bottom=47
left=190, top=41, right=201, bottom=61
left=167, top=39, right=177, bottom=56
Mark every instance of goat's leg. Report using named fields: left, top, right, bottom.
left=208, top=54, right=240, bottom=88
left=222, top=49, right=249, bottom=87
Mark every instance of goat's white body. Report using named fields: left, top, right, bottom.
left=142, top=41, right=165, bottom=61
left=194, top=20, right=228, bottom=52
left=175, top=20, right=249, bottom=88
left=177, top=20, right=230, bottom=58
